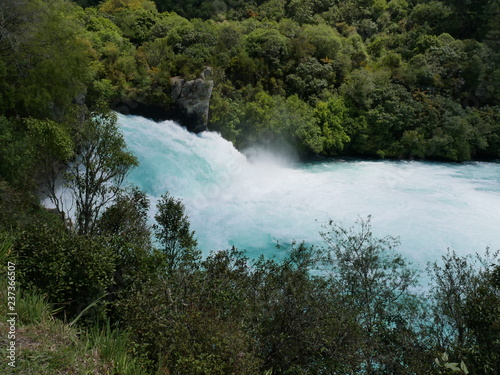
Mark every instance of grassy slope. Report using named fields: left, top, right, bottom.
left=0, top=283, right=148, bottom=374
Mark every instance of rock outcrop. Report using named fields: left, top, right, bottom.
left=170, top=67, right=214, bottom=133
left=111, top=67, right=214, bottom=133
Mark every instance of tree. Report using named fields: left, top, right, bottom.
left=64, top=105, right=138, bottom=234
left=409, top=1, right=452, bottom=35
left=314, top=94, right=350, bottom=154
left=320, top=217, right=417, bottom=317
left=15, top=219, right=116, bottom=319
left=98, top=0, right=159, bottom=45
left=257, top=0, right=286, bottom=22
left=246, top=27, right=290, bottom=72
left=285, top=56, right=335, bottom=101
left=1, top=0, right=93, bottom=119
left=464, top=259, right=500, bottom=374
left=153, top=192, right=199, bottom=272
left=0, top=116, right=34, bottom=189
left=27, top=117, right=75, bottom=217
left=96, top=187, right=154, bottom=282
left=241, top=91, right=323, bottom=154
left=97, top=186, right=151, bottom=249
left=341, top=68, right=375, bottom=110
left=428, top=248, right=500, bottom=373
left=320, top=216, right=426, bottom=373
left=250, top=242, right=363, bottom=374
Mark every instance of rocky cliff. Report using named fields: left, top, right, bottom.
left=170, top=67, right=214, bottom=133
left=112, top=67, right=213, bottom=133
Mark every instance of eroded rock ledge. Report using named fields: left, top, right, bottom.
left=112, top=67, right=213, bottom=133
left=169, top=67, right=213, bottom=133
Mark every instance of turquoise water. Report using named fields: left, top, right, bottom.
left=119, top=114, right=500, bottom=267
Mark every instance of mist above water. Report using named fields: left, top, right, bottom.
left=119, top=114, right=500, bottom=267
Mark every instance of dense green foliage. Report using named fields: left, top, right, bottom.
left=3, top=184, right=499, bottom=374
left=0, top=240, right=147, bottom=374
left=1, top=0, right=499, bottom=163
left=68, top=0, right=499, bottom=161
left=1, top=0, right=499, bottom=374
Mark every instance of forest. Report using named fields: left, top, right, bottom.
left=0, top=0, right=499, bottom=374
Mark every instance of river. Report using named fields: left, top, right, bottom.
left=119, top=114, right=500, bottom=268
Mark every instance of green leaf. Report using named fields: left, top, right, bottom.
left=460, top=361, right=469, bottom=374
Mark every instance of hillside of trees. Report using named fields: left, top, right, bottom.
left=1, top=0, right=500, bottom=374
left=2, top=0, right=500, bottom=166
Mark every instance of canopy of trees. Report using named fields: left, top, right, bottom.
left=1, top=0, right=499, bottom=374
left=1, top=0, right=499, bottom=165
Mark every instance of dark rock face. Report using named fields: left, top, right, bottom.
left=111, top=100, right=170, bottom=122
left=170, top=67, right=214, bottom=133
left=112, top=67, right=213, bottom=133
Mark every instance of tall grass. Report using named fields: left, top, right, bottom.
left=0, top=235, right=11, bottom=261
left=17, top=289, right=52, bottom=325
left=86, top=320, right=149, bottom=375
left=0, top=235, right=13, bottom=317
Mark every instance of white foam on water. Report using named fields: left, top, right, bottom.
left=119, top=114, right=500, bottom=268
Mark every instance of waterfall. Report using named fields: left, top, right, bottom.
left=119, top=114, right=500, bottom=266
